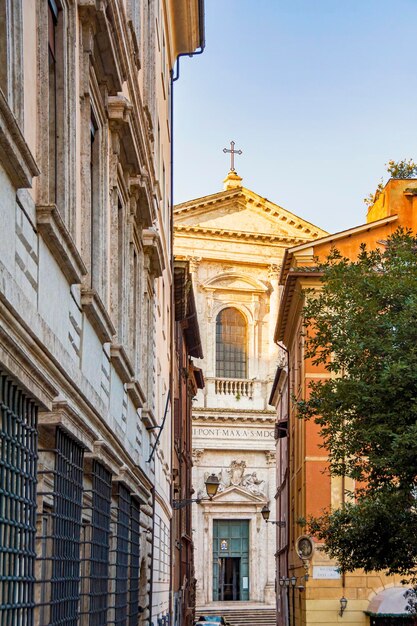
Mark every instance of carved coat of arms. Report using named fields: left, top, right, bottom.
left=228, top=460, right=246, bottom=486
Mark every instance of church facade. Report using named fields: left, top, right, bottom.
left=173, top=169, right=326, bottom=608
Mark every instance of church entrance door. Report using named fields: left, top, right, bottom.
left=219, top=557, right=240, bottom=600
left=212, top=520, right=249, bottom=601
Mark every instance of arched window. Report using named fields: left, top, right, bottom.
left=216, top=308, right=247, bottom=378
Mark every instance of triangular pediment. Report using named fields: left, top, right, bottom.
left=174, top=187, right=327, bottom=243
left=205, top=485, right=267, bottom=504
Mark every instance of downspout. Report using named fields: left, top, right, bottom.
left=149, top=485, right=156, bottom=626
left=172, top=0, right=206, bottom=83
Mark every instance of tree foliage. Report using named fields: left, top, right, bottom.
left=297, top=228, right=417, bottom=584
left=387, top=158, right=417, bottom=179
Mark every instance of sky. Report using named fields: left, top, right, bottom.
left=173, top=0, right=417, bottom=234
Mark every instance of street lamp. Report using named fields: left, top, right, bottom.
left=261, top=504, right=286, bottom=527
left=172, top=473, right=220, bottom=510
left=339, top=596, right=348, bottom=617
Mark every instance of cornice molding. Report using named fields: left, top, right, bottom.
left=192, top=412, right=275, bottom=425
left=174, top=224, right=308, bottom=245
left=38, top=400, right=97, bottom=451
left=174, top=186, right=326, bottom=239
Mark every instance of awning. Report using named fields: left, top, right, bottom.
left=365, top=587, right=413, bottom=617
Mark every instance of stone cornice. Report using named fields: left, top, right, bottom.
left=174, top=224, right=307, bottom=245
left=0, top=304, right=58, bottom=409
left=36, top=205, right=87, bottom=284
left=192, top=410, right=275, bottom=424
left=38, top=400, right=97, bottom=451
left=174, top=186, right=326, bottom=239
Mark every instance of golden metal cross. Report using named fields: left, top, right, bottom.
left=223, top=140, right=242, bottom=172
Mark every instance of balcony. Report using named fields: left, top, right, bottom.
left=193, top=377, right=274, bottom=411
left=214, top=377, right=254, bottom=399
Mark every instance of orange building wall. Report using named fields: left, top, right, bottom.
left=274, top=177, right=417, bottom=626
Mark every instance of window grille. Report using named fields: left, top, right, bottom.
left=114, top=484, right=130, bottom=626
left=216, top=308, right=247, bottom=379
left=0, top=373, right=38, bottom=626
left=37, top=428, right=84, bottom=626
left=109, top=485, right=141, bottom=626
left=88, top=460, right=112, bottom=625
left=128, top=499, right=140, bottom=626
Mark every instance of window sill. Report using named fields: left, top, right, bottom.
left=126, top=379, right=146, bottom=409
left=80, top=287, right=115, bottom=343
left=37, top=204, right=87, bottom=284
left=0, top=90, right=39, bottom=188
left=143, top=227, right=165, bottom=277
left=110, top=343, right=134, bottom=385
left=142, top=406, right=157, bottom=430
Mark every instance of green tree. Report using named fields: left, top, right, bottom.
left=297, top=228, right=417, bottom=587
left=386, top=158, right=417, bottom=179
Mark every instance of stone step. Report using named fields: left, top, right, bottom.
left=195, top=607, right=276, bottom=626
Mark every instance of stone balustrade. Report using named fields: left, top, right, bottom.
left=214, top=377, right=254, bottom=399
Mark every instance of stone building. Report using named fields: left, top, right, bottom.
left=0, top=1, right=204, bottom=625
left=271, top=178, right=417, bottom=626
left=172, top=261, right=204, bottom=626
left=173, top=168, right=326, bottom=613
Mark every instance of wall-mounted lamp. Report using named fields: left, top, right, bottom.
left=261, top=504, right=286, bottom=527
left=279, top=576, right=299, bottom=588
left=172, top=473, right=220, bottom=510
left=339, top=596, right=348, bottom=617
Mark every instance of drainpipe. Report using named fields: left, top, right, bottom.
left=172, top=0, right=206, bottom=83
left=149, top=485, right=156, bottom=626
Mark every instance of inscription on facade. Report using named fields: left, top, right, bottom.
left=193, top=426, right=274, bottom=439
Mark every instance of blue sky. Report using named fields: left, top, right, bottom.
left=173, top=0, right=417, bottom=233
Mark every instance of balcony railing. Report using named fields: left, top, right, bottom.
left=214, top=377, right=254, bottom=399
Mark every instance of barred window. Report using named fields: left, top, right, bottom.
left=129, top=499, right=140, bottom=626
left=216, top=308, right=247, bottom=379
left=113, top=485, right=141, bottom=626
left=88, top=461, right=112, bottom=625
left=37, top=428, right=84, bottom=626
left=0, top=373, right=38, bottom=624
left=114, top=484, right=130, bottom=626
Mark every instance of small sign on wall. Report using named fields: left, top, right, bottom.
left=242, top=577, right=249, bottom=589
left=312, top=566, right=341, bottom=579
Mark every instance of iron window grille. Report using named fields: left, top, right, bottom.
left=114, top=484, right=130, bottom=626
left=0, top=372, right=38, bottom=626
left=36, top=427, right=84, bottom=626
left=108, top=484, right=141, bottom=626
left=128, top=499, right=140, bottom=626
left=81, top=460, right=112, bottom=626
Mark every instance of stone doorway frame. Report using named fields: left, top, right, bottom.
left=199, top=487, right=268, bottom=605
